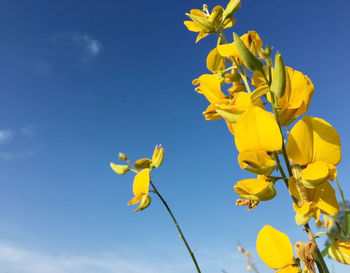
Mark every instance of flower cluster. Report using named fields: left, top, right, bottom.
left=185, top=0, right=349, bottom=270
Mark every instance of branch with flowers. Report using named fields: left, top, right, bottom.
left=110, top=1, right=350, bottom=272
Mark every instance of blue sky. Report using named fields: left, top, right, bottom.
left=0, top=0, right=350, bottom=272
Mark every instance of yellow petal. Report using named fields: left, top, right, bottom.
left=286, top=116, right=314, bottom=165
left=207, top=47, right=225, bottom=73
left=293, top=202, right=315, bottom=225
left=278, top=67, right=314, bottom=126
left=311, top=117, right=341, bottom=165
left=195, top=32, right=209, bottom=43
left=311, top=181, right=339, bottom=216
left=256, top=225, right=296, bottom=270
left=184, top=21, right=202, bottom=32
left=300, top=161, right=330, bottom=188
left=133, top=168, right=150, bottom=196
left=127, top=195, right=143, bottom=205
left=234, top=176, right=276, bottom=201
left=192, top=74, right=226, bottom=104
left=217, top=42, right=238, bottom=58
left=329, top=241, right=350, bottom=265
left=238, top=151, right=276, bottom=175
left=234, top=107, right=282, bottom=153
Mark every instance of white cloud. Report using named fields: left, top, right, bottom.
left=0, top=130, right=14, bottom=144
left=0, top=243, right=191, bottom=273
left=73, top=33, right=102, bottom=56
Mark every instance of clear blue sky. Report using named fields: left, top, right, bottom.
left=0, top=0, right=349, bottom=272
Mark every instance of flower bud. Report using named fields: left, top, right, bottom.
left=222, top=0, right=241, bottom=21
left=238, top=246, right=244, bottom=253
left=134, top=194, right=152, bottom=213
left=233, top=33, right=263, bottom=71
left=270, top=52, right=286, bottom=98
left=246, top=265, right=252, bottom=271
left=151, top=144, right=164, bottom=168
left=118, top=152, right=128, bottom=161
left=110, top=163, right=130, bottom=175
left=134, top=158, right=152, bottom=169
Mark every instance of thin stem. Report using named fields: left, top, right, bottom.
left=274, top=152, right=288, bottom=187
left=335, top=177, right=349, bottom=213
left=149, top=180, right=201, bottom=273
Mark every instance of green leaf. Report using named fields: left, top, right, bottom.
left=344, top=210, right=350, bottom=238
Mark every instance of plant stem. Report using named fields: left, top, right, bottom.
left=150, top=180, right=201, bottom=273
left=335, top=177, right=349, bottom=213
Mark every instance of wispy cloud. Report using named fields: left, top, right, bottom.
left=0, top=243, right=190, bottom=273
left=72, top=33, right=102, bottom=56
left=0, top=150, right=36, bottom=161
left=0, top=130, right=15, bottom=144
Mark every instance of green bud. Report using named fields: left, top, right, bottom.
left=134, top=158, right=152, bottom=169
left=259, top=45, right=272, bottom=59
left=186, top=13, right=214, bottom=32
left=110, top=163, right=130, bottom=175
left=270, top=52, right=286, bottom=98
left=134, top=194, right=151, bottom=213
left=222, top=0, right=241, bottom=21
left=118, top=152, right=128, bottom=161
left=233, top=33, right=263, bottom=71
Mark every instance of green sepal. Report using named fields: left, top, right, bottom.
left=233, top=32, right=263, bottom=71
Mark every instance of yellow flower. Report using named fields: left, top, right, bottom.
left=252, top=66, right=314, bottom=126
left=287, top=116, right=341, bottom=188
left=127, top=168, right=151, bottom=213
left=217, top=31, right=263, bottom=63
left=193, top=74, right=263, bottom=135
left=256, top=225, right=300, bottom=273
left=207, top=47, right=226, bottom=73
left=184, top=6, right=236, bottom=43
left=234, top=175, right=276, bottom=201
left=288, top=176, right=339, bottom=225
left=238, top=151, right=276, bottom=175
left=193, top=74, right=226, bottom=104
left=151, top=144, right=164, bottom=168
left=329, top=240, right=350, bottom=265
left=234, top=107, right=281, bottom=172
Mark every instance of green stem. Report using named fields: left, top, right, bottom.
left=335, top=177, right=349, bottom=213
left=149, top=180, right=201, bottom=273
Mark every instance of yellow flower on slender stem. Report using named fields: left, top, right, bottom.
left=252, top=66, right=314, bottom=126
left=287, top=116, right=341, bottom=188
left=256, top=225, right=300, bottom=273
left=329, top=240, right=350, bottom=265
left=184, top=6, right=236, bottom=43
left=128, top=168, right=151, bottom=213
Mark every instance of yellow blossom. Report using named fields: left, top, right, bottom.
left=234, top=175, right=276, bottom=202
left=151, top=144, right=164, bottom=168
left=256, top=225, right=300, bottom=273
left=289, top=176, right=339, bottom=225
left=128, top=168, right=151, bottom=212
left=252, top=66, right=314, bottom=125
left=184, top=6, right=236, bottom=43
left=287, top=116, right=341, bottom=188
left=193, top=74, right=226, bottom=104
left=329, top=240, right=350, bottom=265
left=234, top=107, right=281, bottom=172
